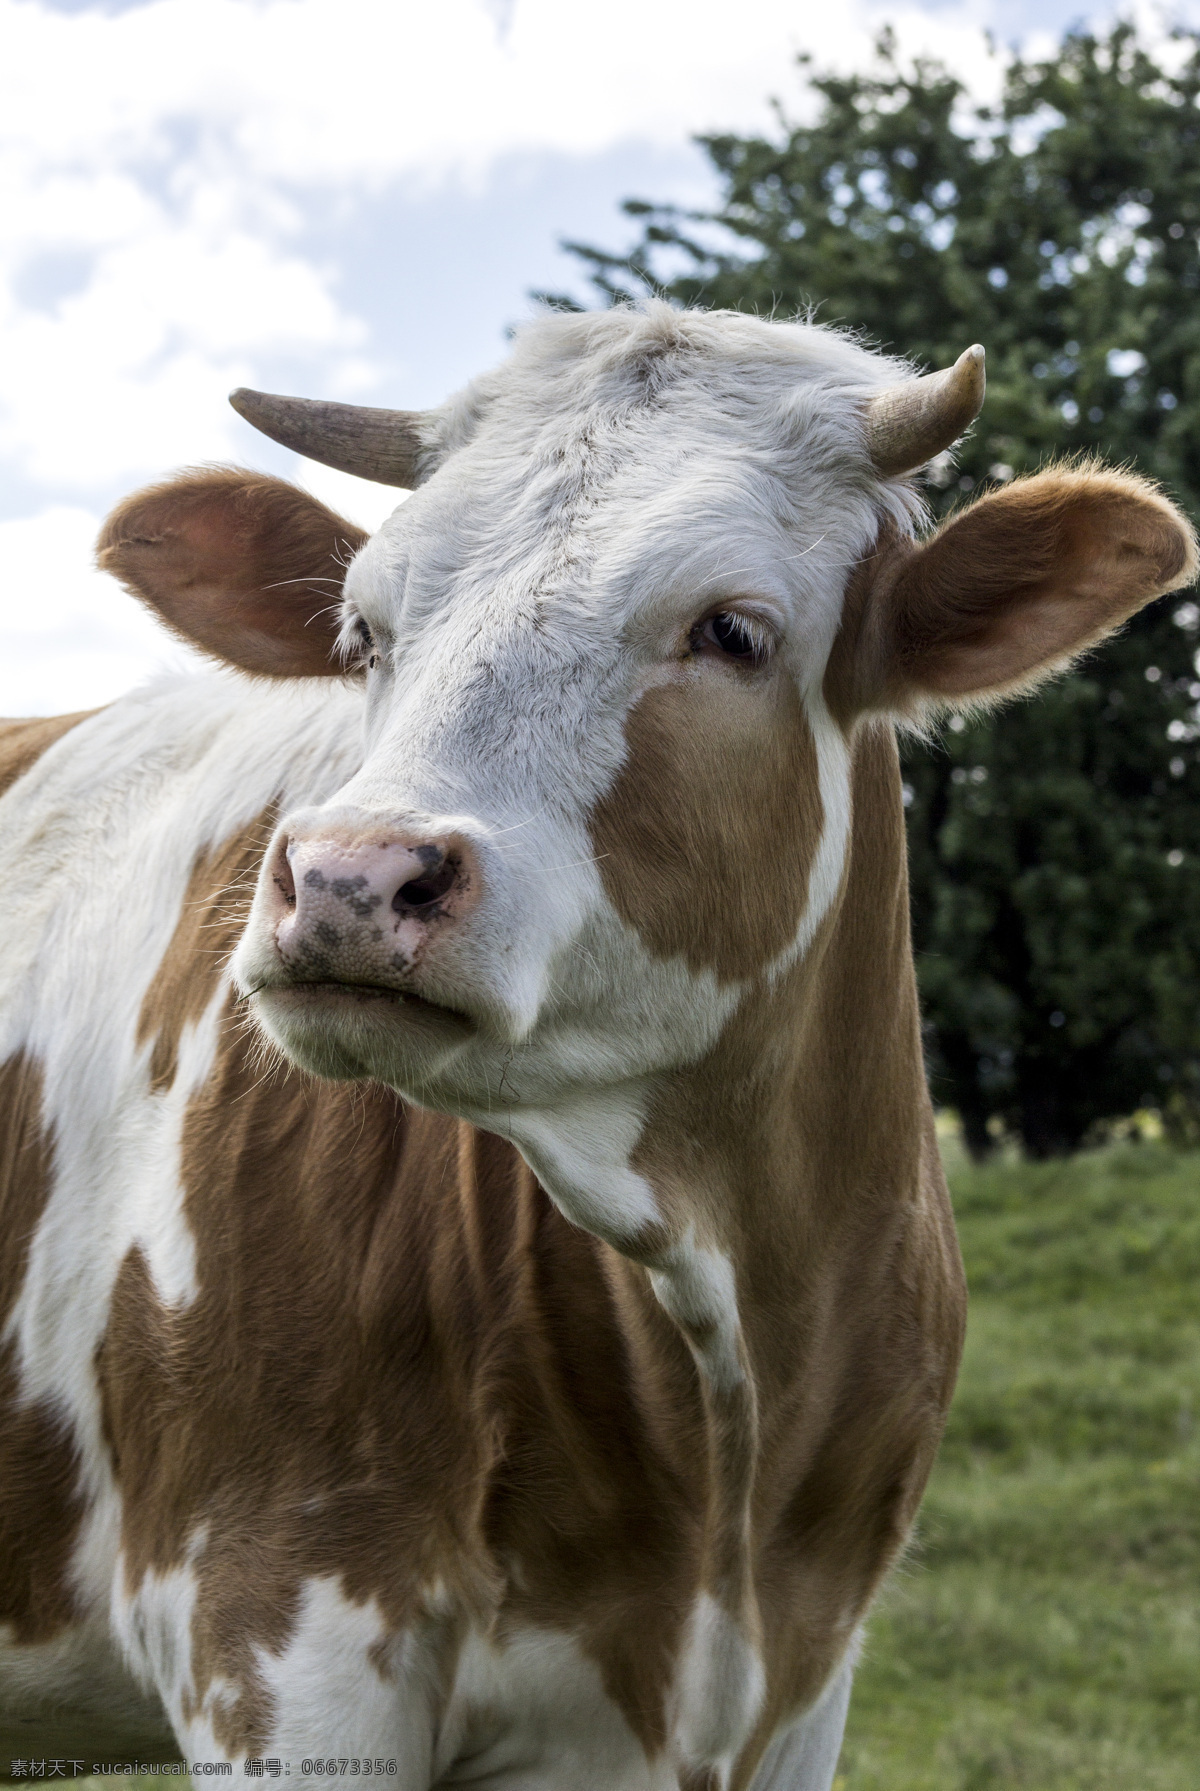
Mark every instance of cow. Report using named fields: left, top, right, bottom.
left=1, top=304, right=1194, bottom=1791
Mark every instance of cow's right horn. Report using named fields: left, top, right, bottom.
left=229, top=390, right=427, bottom=489
left=863, top=345, right=986, bottom=478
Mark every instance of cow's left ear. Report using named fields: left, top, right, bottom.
left=97, top=468, right=368, bottom=678
left=832, top=466, right=1198, bottom=718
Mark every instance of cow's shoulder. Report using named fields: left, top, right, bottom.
left=0, top=712, right=100, bottom=801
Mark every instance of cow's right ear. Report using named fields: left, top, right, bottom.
left=829, top=465, right=1198, bottom=722
left=96, top=469, right=369, bottom=678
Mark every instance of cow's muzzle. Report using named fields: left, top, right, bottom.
left=261, top=814, right=482, bottom=992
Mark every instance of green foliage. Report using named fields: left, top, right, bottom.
left=838, top=1138, right=1200, bottom=1788
left=553, top=23, right=1200, bottom=1155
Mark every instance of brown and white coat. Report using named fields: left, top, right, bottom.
left=1, top=306, right=1193, bottom=1789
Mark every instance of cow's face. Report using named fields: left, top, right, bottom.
left=101, top=307, right=1196, bottom=1135
left=241, top=331, right=907, bottom=1116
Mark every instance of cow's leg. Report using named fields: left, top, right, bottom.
left=747, top=1636, right=860, bottom=1791
left=123, top=1571, right=436, bottom=1790
left=249, top=1579, right=435, bottom=1787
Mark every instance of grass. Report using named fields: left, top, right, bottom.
left=837, top=1137, right=1200, bottom=1790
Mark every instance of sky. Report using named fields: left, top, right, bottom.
left=2, top=0, right=1194, bottom=714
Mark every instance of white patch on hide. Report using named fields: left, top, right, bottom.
left=749, top=1632, right=862, bottom=1791
left=435, top=1621, right=676, bottom=1790
left=767, top=689, right=854, bottom=983
left=253, top=1577, right=417, bottom=1779
left=256, top=1591, right=676, bottom=1789
left=113, top=1531, right=206, bottom=1740
left=672, top=1592, right=766, bottom=1782
left=126, top=985, right=230, bottom=1309
left=648, top=1232, right=744, bottom=1393
left=501, top=1083, right=661, bottom=1248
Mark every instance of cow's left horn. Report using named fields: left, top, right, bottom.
left=229, top=389, right=427, bottom=489
left=863, top=345, right=985, bottom=478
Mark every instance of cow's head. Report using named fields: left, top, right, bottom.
left=100, top=307, right=1196, bottom=1151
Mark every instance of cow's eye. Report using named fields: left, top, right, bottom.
left=355, top=615, right=378, bottom=670
left=696, top=610, right=771, bottom=667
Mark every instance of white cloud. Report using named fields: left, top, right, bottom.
left=0, top=0, right=1019, bottom=501
left=0, top=0, right=1155, bottom=712
left=6, top=1, right=1001, bottom=189
left=4, top=233, right=364, bottom=488
left=0, top=505, right=200, bottom=715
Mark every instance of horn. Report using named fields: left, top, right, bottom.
left=864, top=345, right=986, bottom=478
left=228, top=389, right=427, bottom=489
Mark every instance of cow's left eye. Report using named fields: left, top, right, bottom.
left=355, top=615, right=378, bottom=670
left=696, top=610, right=771, bottom=667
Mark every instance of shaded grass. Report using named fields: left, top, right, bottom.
left=838, top=1140, right=1200, bottom=1789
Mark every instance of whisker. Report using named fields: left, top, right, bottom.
left=260, top=576, right=346, bottom=591
left=539, top=853, right=610, bottom=874
left=784, top=532, right=829, bottom=562
left=484, top=807, right=550, bottom=845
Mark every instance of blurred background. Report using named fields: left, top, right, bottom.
left=6, top=5, right=1200, bottom=1783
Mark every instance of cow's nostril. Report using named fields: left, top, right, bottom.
left=273, top=840, right=297, bottom=909
left=393, top=857, right=458, bottom=913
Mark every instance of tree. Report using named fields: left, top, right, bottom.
left=546, top=23, right=1200, bottom=1157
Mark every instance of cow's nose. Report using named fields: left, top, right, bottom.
left=388, top=845, right=459, bottom=913
left=263, top=827, right=479, bottom=981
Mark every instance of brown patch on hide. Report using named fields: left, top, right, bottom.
left=97, top=469, right=368, bottom=679
left=0, top=712, right=98, bottom=800
left=0, top=1053, right=85, bottom=1643
left=136, top=808, right=276, bottom=1093
left=632, top=722, right=966, bottom=1769
left=590, top=672, right=824, bottom=980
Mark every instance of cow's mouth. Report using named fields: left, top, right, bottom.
left=245, top=970, right=485, bottom=1088
left=256, top=978, right=475, bottom=1034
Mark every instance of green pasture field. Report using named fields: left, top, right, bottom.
left=838, top=1138, right=1200, bottom=1790
left=68, top=1139, right=1200, bottom=1791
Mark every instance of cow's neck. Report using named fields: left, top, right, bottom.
left=518, top=723, right=928, bottom=1395
left=504, top=722, right=937, bottom=1770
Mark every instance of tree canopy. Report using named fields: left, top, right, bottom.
left=547, top=22, right=1200, bottom=1156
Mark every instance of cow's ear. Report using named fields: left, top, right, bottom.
left=97, top=469, right=369, bottom=678
left=832, top=466, right=1198, bottom=719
